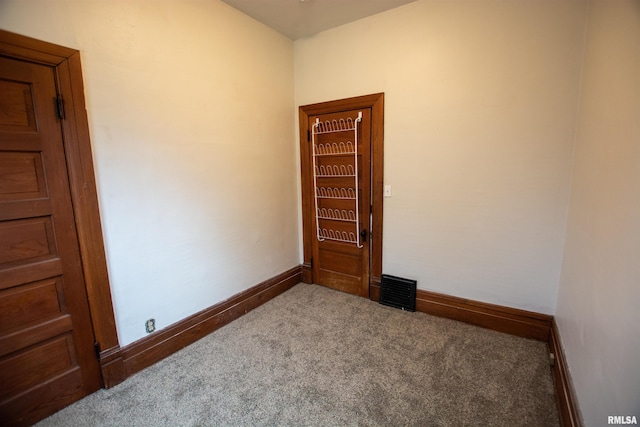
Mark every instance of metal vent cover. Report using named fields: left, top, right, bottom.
left=379, top=274, right=416, bottom=312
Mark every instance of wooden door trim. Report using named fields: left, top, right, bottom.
left=299, top=93, right=384, bottom=297
left=0, top=30, right=122, bottom=387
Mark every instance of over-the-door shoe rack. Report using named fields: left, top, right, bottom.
left=311, top=112, right=363, bottom=248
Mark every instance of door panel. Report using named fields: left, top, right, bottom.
left=0, top=79, right=37, bottom=132
left=318, top=246, right=362, bottom=277
left=0, top=217, right=56, bottom=264
left=0, top=56, right=101, bottom=425
left=0, top=152, right=47, bottom=199
left=0, top=278, right=65, bottom=331
left=309, top=109, right=371, bottom=297
left=1, top=335, right=77, bottom=400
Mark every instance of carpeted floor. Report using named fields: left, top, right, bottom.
left=37, top=283, right=559, bottom=426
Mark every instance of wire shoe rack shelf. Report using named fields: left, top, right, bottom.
left=311, top=112, right=363, bottom=247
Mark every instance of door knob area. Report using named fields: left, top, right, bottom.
left=360, top=230, right=367, bottom=243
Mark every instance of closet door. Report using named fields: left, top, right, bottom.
left=0, top=56, right=101, bottom=426
left=300, top=93, right=384, bottom=299
left=308, top=109, right=371, bottom=297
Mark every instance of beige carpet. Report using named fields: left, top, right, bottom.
left=37, top=283, right=559, bottom=426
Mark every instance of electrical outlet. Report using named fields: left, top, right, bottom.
left=145, top=318, right=155, bottom=333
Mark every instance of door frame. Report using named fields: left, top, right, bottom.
left=0, top=30, right=122, bottom=387
left=299, top=93, right=384, bottom=298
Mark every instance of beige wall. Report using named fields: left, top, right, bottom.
left=556, top=1, right=640, bottom=425
left=295, top=0, right=587, bottom=314
left=0, top=0, right=299, bottom=346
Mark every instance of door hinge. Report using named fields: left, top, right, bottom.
left=310, top=257, right=313, bottom=268
left=56, top=94, right=65, bottom=119
left=307, top=130, right=311, bottom=142
left=94, top=341, right=101, bottom=360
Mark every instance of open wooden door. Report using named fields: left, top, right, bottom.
left=0, top=30, right=119, bottom=426
left=299, top=94, right=384, bottom=298
left=0, top=53, right=103, bottom=427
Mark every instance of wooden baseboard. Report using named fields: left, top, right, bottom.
left=98, top=345, right=125, bottom=388
left=115, top=266, right=301, bottom=383
left=301, top=262, right=312, bottom=284
left=549, top=319, right=583, bottom=427
left=369, top=283, right=552, bottom=341
left=369, top=276, right=381, bottom=300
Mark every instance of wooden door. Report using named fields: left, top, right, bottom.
left=0, top=56, right=102, bottom=425
left=310, top=109, right=371, bottom=296
left=299, top=94, right=384, bottom=299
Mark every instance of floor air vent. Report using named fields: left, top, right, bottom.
left=379, top=274, right=416, bottom=312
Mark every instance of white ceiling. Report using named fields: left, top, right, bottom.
left=220, top=0, right=418, bottom=40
